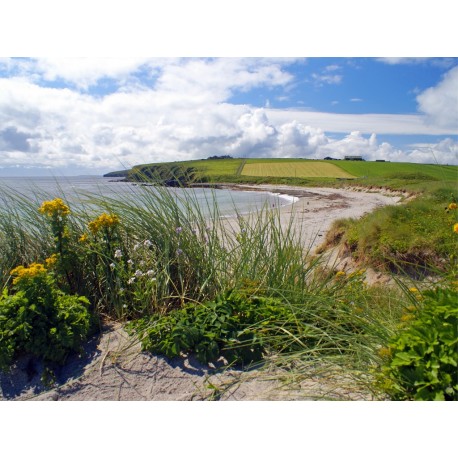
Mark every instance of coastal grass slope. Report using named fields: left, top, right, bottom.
left=105, top=157, right=457, bottom=191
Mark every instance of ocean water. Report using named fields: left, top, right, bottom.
left=0, top=176, right=296, bottom=218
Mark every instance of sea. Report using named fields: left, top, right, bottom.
left=0, top=176, right=297, bottom=218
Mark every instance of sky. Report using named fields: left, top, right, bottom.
left=0, top=4, right=457, bottom=176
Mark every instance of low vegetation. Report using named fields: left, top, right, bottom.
left=1, top=160, right=457, bottom=400
left=377, top=286, right=457, bottom=400
left=321, top=186, right=457, bottom=277
left=0, top=261, right=91, bottom=374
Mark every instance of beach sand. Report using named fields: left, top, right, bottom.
left=217, top=184, right=404, bottom=252
left=1, top=185, right=402, bottom=401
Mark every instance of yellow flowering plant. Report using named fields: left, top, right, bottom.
left=10, top=262, right=47, bottom=286
left=88, top=213, right=120, bottom=236
left=45, top=254, right=58, bottom=268
left=1, top=260, right=91, bottom=373
left=38, top=198, right=71, bottom=218
left=38, top=198, right=77, bottom=293
left=85, top=212, right=125, bottom=315
left=445, top=195, right=458, bottom=234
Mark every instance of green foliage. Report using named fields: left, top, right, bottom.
left=327, top=186, right=458, bottom=276
left=129, top=289, right=297, bottom=365
left=129, top=273, right=389, bottom=369
left=378, top=287, right=458, bottom=400
left=0, top=266, right=91, bottom=371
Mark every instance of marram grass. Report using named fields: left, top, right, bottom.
left=1, top=179, right=456, bottom=400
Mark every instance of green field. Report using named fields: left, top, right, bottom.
left=326, top=160, right=458, bottom=181
left=105, top=157, right=458, bottom=192
left=241, top=160, right=356, bottom=178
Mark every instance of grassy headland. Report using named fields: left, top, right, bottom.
left=105, top=156, right=457, bottom=189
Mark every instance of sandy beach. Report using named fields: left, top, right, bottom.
left=217, top=184, right=404, bottom=253
left=0, top=185, right=403, bottom=401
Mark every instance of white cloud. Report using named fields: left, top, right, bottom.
left=316, top=131, right=458, bottom=164
left=377, top=58, right=430, bottom=65
left=154, top=58, right=295, bottom=104
left=1, top=57, right=297, bottom=94
left=33, top=58, right=161, bottom=89
left=1, top=58, right=457, bottom=175
left=266, top=109, right=456, bottom=135
left=406, top=138, right=458, bottom=164
left=226, top=109, right=278, bottom=157
left=325, top=65, right=341, bottom=72
left=416, top=65, right=458, bottom=130
left=311, top=64, right=343, bottom=86
left=312, top=73, right=342, bottom=86
left=278, top=122, right=328, bottom=157
left=0, top=57, right=162, bottom=89
left=0, top=58, right=300, bottom=173
left=377, top=58, right=456, bottom=68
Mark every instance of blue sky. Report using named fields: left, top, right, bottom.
left=229, top=58, right=454, bottom=113
left=0, top=56, right=457, bottom=176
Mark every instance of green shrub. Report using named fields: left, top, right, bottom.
left=378, top=287, right=458, bottom=400
left=0, top=262, right=91, bottom=371
left=128, top=289, right=297, bottom=365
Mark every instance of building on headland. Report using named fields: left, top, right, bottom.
left=344, top=156, right=364, bottom=161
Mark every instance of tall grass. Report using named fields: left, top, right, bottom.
left=321, top=184, right=457, bottom=279
left=1, top=177, right=454, bottom=400
left=1, top=182, right=311, bottom=315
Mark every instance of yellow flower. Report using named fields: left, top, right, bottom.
left=45, top=254, right=58, bottom=267
left=409, top=287, right=418, bottom=293
left=88, top=213, right=120, bottom=235
left=335, top=271, right=346, bottom=277
left=10, top=262, right=47, bottom=284
left=79, top=233, right=88, bottom=243
left=449, top=202, right=457, bottom=210
left=454, top=223, right=458, bottom=234
left=38, top=198, right=71, bottom=217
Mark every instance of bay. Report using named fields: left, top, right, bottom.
left=0, top=176, right=296, bottom=218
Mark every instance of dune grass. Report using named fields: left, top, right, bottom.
left=1, top=176, right=456, bottom=400
left=322, top=185, right=458, bottom=278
